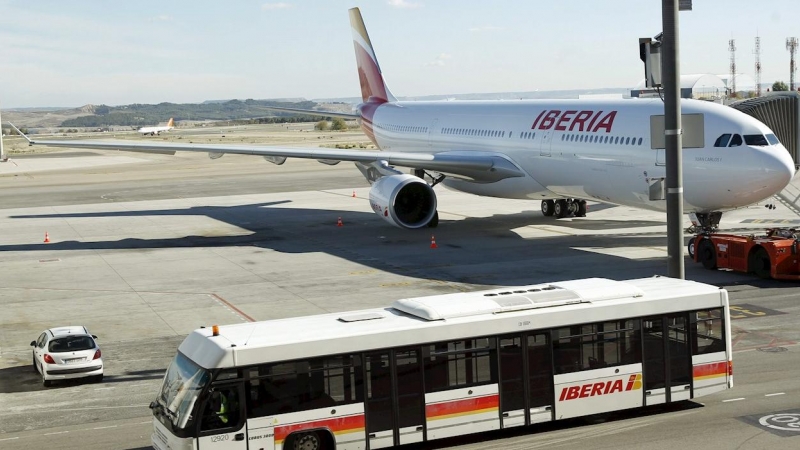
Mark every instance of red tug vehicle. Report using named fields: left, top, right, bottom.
left=689, top=228, right=800, bottom=280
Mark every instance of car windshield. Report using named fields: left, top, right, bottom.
left=157, top=352, right=210, bottom=429
left=48, top=335, right=95, bottom=352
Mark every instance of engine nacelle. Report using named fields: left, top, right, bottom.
left=369, top=174, right=437, bottom=229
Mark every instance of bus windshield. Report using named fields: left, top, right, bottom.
left=157, top=352, right=210, bottom=430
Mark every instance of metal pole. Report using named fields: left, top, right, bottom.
left=0, top=103, right=6, bottom=162
left=663, top=0, right=684, bottom=279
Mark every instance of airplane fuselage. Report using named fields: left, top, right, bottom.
left=363, top=98, right=795, bottom=214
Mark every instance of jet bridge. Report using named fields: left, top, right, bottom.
left=730, top=92, right=800, bottom=167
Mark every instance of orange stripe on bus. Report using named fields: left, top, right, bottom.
left=274, top=414, right=365, bottom=442
left=693, top=362, right=727, bottom=380
left=426, top=394, right=499, bottom=420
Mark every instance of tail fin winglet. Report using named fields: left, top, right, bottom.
left=167, top=118, right=174, bottom=128
left=349, top=8, right=395, bottom=103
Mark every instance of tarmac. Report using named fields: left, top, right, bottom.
left=0, top=134, right=799, bottom=449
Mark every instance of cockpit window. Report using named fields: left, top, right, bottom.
left=766, top=134, right=780, bottom=145
left=713, top=134, right=731, bottom=147
left=744, top=134, right=769, bottom=146
left=729, top=134, right=743, bottom=147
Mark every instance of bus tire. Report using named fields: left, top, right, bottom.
left=748, top=247, right=771, bottom=279
left=288, top=431, right=325, bottom=450
left=698, top=240, right=717, bottom=270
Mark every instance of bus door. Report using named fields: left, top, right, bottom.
left=365, top=347, right=425, bottom=449
left=196, top=383, right=247, bottom=450
left=499, top=333, right=553, bottom=428
left=642, top=314, right=692, bottom=405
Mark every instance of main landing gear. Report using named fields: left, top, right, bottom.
left=541, top=199, right=587, bottom=219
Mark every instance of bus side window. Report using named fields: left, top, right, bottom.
left=692, top=308, right=725, bottom=355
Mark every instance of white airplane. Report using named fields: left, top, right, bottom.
left=9, top=8, right=795, bottom=231
left=138, top=118, right=174, bottom=136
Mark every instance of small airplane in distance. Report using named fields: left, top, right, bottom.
left=138, top=118, right=174, bottom=136
left=8, top=8, right=795, bottom=232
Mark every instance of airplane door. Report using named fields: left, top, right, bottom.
left=642, top=314, right=692, bottom=405
left=365, top=348, right=425, bottom=449
left=539, top=131, right=552, bottom=156
left=656, top=149, right=665, bottom=166
left=428, top=119, right=438, bottom=148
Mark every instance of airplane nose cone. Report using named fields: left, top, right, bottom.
left=767, top=145, right=796, bottom=191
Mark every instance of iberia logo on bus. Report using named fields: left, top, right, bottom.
left=558, top=374, right=642, bottom=401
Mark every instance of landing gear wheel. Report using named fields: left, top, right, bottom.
left=541, top=200, right=555, bottom=217
left=554, top=199, right=568, bottom=218
left=576, top=200, right=587, bottom=217
left=427, top=211, right=439, bottom=228
left=292, top=432, right=321, bottom=450
left=698, top=240, right=717, bottom=270
left=748, top=247, right=771, bottom=279
left=687, top=237, right=696, bottom=260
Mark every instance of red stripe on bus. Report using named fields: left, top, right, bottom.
left=274, top=414, right=365, bottom=442
left=693, top=361, right=727, bottom=379
left=426, top=394, right=499, bottom=420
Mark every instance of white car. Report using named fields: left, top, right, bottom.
left=31, top=326, right=104, bottom=387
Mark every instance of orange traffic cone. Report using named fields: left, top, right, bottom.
left=44, top=232, right=51, bottom=243
left=352, top=190, right=357, bottom=198
left=337, top=217, right=343, bottom=227
left=430, top=235, right=438, bottom=249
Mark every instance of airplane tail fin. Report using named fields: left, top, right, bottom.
left=349, top=8, right=396, bottom=104
left=167, top=118, right=174, bottom=128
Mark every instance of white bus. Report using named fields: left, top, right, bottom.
left=150, top=276, right=732, bottom=450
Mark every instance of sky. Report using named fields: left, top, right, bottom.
left=1, top=0, right=799, bottom=108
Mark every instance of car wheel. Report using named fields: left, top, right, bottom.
left=33, top=353, right=38, bottom=373
left=42, top=370, right=51, bottom=387
left=93, top=374, right=104, bottom=383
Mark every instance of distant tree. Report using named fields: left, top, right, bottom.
left=331, top=118, right=347, bottom=131
left=772, top=81, right=789, bottom=92
left=315, top=120, right=329, bottom=131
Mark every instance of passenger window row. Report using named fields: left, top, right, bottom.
left=443, top=128, right=506, bottom=138
left=376, top=123, right=428, bottom=133
left=561, top=134, right=644, bottom=146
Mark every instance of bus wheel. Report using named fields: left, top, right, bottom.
left=748, top=247, right=771, bottom=279
left=291, top=431, right=322, bottom=450
left=698, top=240, right=717, bottom=270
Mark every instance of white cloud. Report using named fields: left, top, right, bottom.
left=261, top=2, right=291, bottom=10
left=148, top=15, right=171, bottom=22
left=425, top=53, right=452, bottom=67
left=469, top=25, right=504, bottom=33
left=387, top=0, right=422, bottom=9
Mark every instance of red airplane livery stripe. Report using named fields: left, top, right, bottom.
left=426, top=394, right=499, bottom=420
left=693, top=362, right=728, bottom=380
left=274, top=414, right=365, bottom=442
left=531, top=110, right=617, bottom=133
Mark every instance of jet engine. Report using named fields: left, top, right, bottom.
left=368, top=174, right=437, bottom=229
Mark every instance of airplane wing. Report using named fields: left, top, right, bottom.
left=7, top=123, right=524, bottom=183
